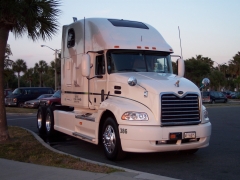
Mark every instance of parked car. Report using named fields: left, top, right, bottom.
left=23, top=94, right=53, bottom=108
left=202, top=91, right=227, bottom=103
left=222, top=91, right=233, bottom=99
left=39, top=90, right=61, bottom=106
left=5, top=87, right=54, bottom=107
left=4, top=89, right=12, bottom=98
left=231, top=92, right=240, bottom=99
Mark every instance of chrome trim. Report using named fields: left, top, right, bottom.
left=160, top=92, right=201, bottom=126
left=72, top=132, right=95, bottom=141
left=75, top=115, right=95, bottom=122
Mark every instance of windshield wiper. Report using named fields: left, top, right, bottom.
left=117, top=69, right=138, bottom=72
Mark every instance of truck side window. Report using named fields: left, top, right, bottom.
left=95, top=55, right=105, bottom=75
left=67, top=28, right=75, bottom=48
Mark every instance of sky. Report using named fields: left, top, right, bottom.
left=7, top=0, right=240, bottom=69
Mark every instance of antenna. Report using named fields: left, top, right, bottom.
left=73, top=17, right=77, bottom=22
left=178, top=26, right=183, bottom=59
left=84, top=17, right=85, bottom=54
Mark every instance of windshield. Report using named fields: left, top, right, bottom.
left=12, top=88, right=24, bottom=95
left=107, top=50, right=173, bottom=74
left=52, top=90, right=61, bottom=98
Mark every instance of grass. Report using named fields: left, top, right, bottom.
left=0, top=126, right=120, bottom=173
left=6, top=107, right=37, bottom=113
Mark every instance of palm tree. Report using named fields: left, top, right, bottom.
left=12, top=59, right=27, bottom=87
left=34, top=60, right=48, bottom=87
left=4, top=44, right=14, bottom=69
left=23, top=68, right=34, bottom=87
left=0, top=0, right=61, bottom=141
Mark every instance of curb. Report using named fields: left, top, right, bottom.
left=21, top=127, right=178, bottom=180
left=7, top=113, right=37, bottom=116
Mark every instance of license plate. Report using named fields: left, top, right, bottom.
left=184, top=132, right=196, bottom=139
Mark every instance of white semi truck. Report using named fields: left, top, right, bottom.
left=37, top=18, right=211, bottom=160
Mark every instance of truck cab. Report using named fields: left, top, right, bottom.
left=37, top=18, right=211, bottom=160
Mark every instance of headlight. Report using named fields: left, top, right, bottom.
left=121, top=112, right=149, bottom=121
left=13, top=98, right=17, bottom=103
left=202, top=105, right=210, bottom=124
left=204, top=109, right=208, bottom=119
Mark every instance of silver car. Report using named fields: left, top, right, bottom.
left=23, top=94, right=53, bottom=108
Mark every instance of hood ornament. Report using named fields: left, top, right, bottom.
left=175, top=80, right=180, bottom=87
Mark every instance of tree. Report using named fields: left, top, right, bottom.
left=229, top=52, right=240, bottom=78
left=34, top=60, right=48, bottom=87
left=12, top=59, right=27, bottom=87
left=23, top=68, right=34, bottom=87
left=185, top=55, right=211, bottom=87
left=0, top=0, right=61, bottom=141
left=4, top=44, right=14, bottom=68
left=4, top=68, right=16, bottom=89
left=209, top=70, right=225, bottom=91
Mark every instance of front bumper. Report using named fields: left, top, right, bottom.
left=119, top=122, right=211, bottom=152
left=23, top=103, right=38, bottom=108
left=5, top=102, right=17, bottom=106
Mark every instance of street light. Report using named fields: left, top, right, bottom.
left=41, top=45, right=60, bottom=91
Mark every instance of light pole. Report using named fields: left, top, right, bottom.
left=41, top=45, right=60, bottom=91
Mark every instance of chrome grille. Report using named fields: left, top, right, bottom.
left=5, top=98, right=12, bottom=103
left=161, top=93, right=200, bottom=126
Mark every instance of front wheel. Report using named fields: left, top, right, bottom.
left=102, top=117, right=126, bottom=160
left=18, top=102, right=24, bottom=108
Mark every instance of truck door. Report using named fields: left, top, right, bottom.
left=93, top=54, right=107, bottom=108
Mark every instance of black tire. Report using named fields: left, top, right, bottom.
left=224, top=99, right=228, bottom=103
left=18, top=102, right=24, bottom=108
left=45, top=107, right=56, bottom=137
left=37, top=106, right=47, bottom=135
left=102, top=117, right=126, bottom=160
left=211, top=99, right=215, bottom=104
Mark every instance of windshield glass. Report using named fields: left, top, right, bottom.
left=107, top=50, right=173, bottom=74
left=53, top=90, right=61, bottom=98
left=12, top=88, right=23, bottom=95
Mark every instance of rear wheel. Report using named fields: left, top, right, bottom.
left=102, top=117, right=126, bottom=160
left=37, top=106, right=47, bottom=135
left=45, top=107, right=56, bottom=137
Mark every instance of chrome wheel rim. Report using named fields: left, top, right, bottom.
left=37, top=113, right=42, bottom=129
left=103, top=125, right=116, bottom=153
left=46, top=113, right=51, bottom=132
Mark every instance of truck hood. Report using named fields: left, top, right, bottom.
left=109, top=72, right=200, bottom=96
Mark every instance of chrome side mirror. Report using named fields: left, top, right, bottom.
left=128, top=77, right=148, bottom=97
left=200, top=78, right=210, bottom=89
left=202, top=78, right=210, bottom=87
left=177, top=58, right=185, bottom=77
left=128, top=77, right=137, bottom=86
left=81, top=54, right=90, bottom=77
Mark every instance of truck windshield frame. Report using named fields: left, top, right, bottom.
left=106, top=50, right=173, bottom=74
